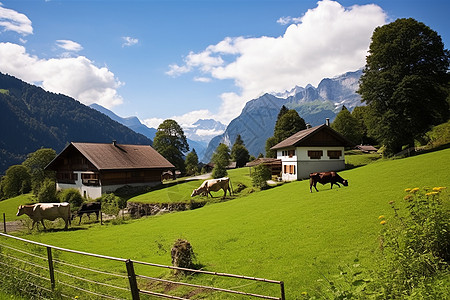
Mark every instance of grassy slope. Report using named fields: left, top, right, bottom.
left=0, top=194, right=34, bottom=222
left=129, top=167, right=254, bottom=204
left=5, top=149, right=450, bottom=298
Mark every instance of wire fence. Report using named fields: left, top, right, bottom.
left=0, top=232, right=285, bottom=299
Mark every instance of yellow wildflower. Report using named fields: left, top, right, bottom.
left=426, top=192, right=439, bottom=196
left=378, top=215, right=385, bottom=219
left=380, top=220, right=386, bottom=225
left=410, top=187, right=419, bottom=193
left=301, top=291, right=308, bottom=296
left=404, top=188, right=411, bottom=192
left=433, top=187, right=447, bottom=192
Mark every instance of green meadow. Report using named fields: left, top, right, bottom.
left=1, top=149, right=449, bottom=298
left=0, top=194, right=34, bottom=222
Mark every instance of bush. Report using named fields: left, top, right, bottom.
left=37, top=178, right=57, bottom=203
left=98, top=193, right=121, bottom=216
left=376, top=187, right=449, bottom=298
left=251, top=164, right=271, bottom=189
left=58, top=188, right=84, bottom=209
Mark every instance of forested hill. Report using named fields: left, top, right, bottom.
left=0, top=72, right=152, bottom=174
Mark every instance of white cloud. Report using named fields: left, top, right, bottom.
left=0, top=3, right=32, bottom=35
left=194, top=76, right=211, bottom=83
left=0, top=42, right=123, bottom=108
left=167, top=0, right=387, bottom=124
left=56, top=40, right=83, bottom=52
left=276, top=16, right=302, bottom=25
left=122, top=36, right=138, bottom=47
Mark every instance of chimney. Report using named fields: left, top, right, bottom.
left=306, top=123, right=311, bottom=129
left=112, top=140, right=117, bottom=147
left=326, top=118, right=330, bottom=126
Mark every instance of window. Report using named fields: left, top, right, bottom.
left=327, top=150, right=342, bottom=159
left=283, top=165, right=296, bottom=174
left=308, top=150, right=323, bottom=159
left=282, top=149, right=295, bottom=157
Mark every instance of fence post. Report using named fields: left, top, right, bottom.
left=47, top=247, right=56, bottom=290
left=3, top=213, right=6, bottom=233
left=126, top=259, right=140, bottom=300
left=280, top=281, right=285, bottom=300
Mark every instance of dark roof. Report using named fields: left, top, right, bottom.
left=271, top=124, right=354, bottom=150
left=47, top=142, right=174, bottom=171
left=355, top=145, right=378, bottom=152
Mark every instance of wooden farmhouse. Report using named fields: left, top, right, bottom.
left=271, top=123, right=354, bottom=181
left=45, top=141, right=174, bottom=199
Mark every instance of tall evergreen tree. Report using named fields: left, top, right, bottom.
left=153, top=119, right=189, bottom=174
left=358, top=18, right=449, bottom=156
left=185, top=149, right=199, bottom=176
left=231, top=134, right=250, bottom=168
left=211, top=143, right=230, bottom=178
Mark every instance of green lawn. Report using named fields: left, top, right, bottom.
left=2, top=149, right=449, bottom=298
left=0, top=194, right=34, bottom=222
left=128, top=167, right=255, bottom=204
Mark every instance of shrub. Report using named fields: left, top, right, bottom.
left=251, top=164, right=271, bottom=190
left=58, top=188, right=83, bottom=209
left=37, top=178, right=57, bottom=203
left=376, top=187, right=449, bottom=298
left=98, top=193, right=121, bottom=216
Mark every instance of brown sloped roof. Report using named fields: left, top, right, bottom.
left=245, top=158, right=281, bottom=167
left=271, top=124, right=354, bottom=150
left=48, top=142, right=174, bottom=171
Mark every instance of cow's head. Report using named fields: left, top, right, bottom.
left=191, top=188, right=201, bottom=197
left=16, top=205, right=24, bottom=216
left=342, top=180, right=348, bottom=186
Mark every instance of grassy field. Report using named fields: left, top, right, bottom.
left=1, top=149, right=449, bottom=298
left=0, top=194, right=34, bottom=222
left=128, top=167, right=255, bottom=204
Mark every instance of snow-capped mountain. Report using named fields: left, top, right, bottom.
left=201, top=69, right=363, bottom=162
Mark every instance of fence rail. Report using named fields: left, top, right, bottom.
left=0, top=232, right=285, bottom=299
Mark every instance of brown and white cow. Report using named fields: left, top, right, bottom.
left=191, top=177, right=232, bottom=199
left=309, top=172, right=348, bottom=193
left=16, top=202, right=71, bottom=230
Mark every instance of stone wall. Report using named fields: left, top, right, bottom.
left=127, top=201, right=206, bottom=218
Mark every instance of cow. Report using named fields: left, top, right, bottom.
left=74, top=202, right=101, bottom=225
left=16, top=202, right=71, bottom=230
left=191, top=177, right=232, bottom=199
left=309, top=171, right=348, bottom=193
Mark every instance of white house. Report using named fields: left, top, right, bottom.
left=271, top=123, right=354, bottom=181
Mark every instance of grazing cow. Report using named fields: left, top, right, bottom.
left=16, top=202, right=71, bottom=230
left=74, top=202, right=101, bottom=224
left=191, top=177, right=232, bottom=199
left=309, top=171, right=348, bottom=193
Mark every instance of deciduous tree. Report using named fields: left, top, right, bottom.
left=22, top=148, right=56, bottom=195
left=153, top=119, right=189, bottom=174
left=358, top=18, right=449, bottom=156
left=331, top=106, right=363, bottom=144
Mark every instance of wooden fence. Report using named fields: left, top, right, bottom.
left=0, top=232, right=285, bottom=299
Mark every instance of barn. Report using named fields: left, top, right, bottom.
left=45, top=141, right=174, bottom=199
left=271, top=122, right=354, bottom=181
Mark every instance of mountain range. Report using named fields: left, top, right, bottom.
left=0, top=72, right=151, bottom=174
left=201, top=69, right=363, bottom=162
left=89, top=104, right=225, bottom=160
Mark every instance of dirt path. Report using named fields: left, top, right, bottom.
left=3, top=220, right=24, bottom=233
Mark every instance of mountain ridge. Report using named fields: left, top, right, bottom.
left=201, top=70, right=363, bottom=162
left=0, top=72, right=152, bottom=174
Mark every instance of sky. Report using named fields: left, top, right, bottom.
left=0, top=0, right=449, bottom=138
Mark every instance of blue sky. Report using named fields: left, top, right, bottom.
left=0, top=0, right=449, bottom=136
